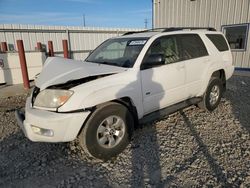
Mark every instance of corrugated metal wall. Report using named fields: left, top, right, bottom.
left=0, top=24, right=142, bottom=60
left=153, top=0, right=250, bottom=68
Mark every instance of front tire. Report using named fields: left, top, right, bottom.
left=198, top=78, right=223, bottom=111
left=79, top=102, right=134, bottom=160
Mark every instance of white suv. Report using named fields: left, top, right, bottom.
left=16, top=27, right=234, bottom=160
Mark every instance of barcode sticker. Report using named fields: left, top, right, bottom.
left=129, top=40, right=147, bottom=46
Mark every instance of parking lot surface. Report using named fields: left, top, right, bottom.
left=0, top=75, right=249, bottom=187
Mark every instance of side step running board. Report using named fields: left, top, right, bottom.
left=139, top=97, right=202, bottom=125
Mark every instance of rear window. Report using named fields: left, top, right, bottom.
left=180, top=34, right=208, bottom=60
left=206, top=34, right=229, bottom=52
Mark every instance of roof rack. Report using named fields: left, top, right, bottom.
left=123, top=27, right=216, bottom=35
left=162, top=27, right=216, bottom=32
left=123, top=31, right=142, bottom=35
left=123, top=28, right=167, bottom=35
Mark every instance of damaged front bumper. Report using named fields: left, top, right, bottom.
left=15, top=97, right=91, bottom=142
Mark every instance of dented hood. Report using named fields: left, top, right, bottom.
left=36, top=57, right=127, bottom=90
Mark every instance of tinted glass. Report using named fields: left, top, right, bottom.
left=180, top=34, right=208, bottom=60
left=206, top=34, right=229, bottom=51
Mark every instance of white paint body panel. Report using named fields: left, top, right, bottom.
left=59, top=69, right=144, bottom=118
left=36, top=57, right=127, bottom=90
left=19, top=30, right=234, bottom=142
left=19, top=97, right=90, bottom=142
left=141, top=63, right=186, bottom=114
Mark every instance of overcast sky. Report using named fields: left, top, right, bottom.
left=0, top=0, right=152, bottom=28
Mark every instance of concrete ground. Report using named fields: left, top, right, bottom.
left=0, top=81, right=34, bottom=98
left=0, top=70, right=249, bottom=99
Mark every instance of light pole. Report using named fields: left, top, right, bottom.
left=82, top=14, right=86, bottom=27
left=144, top=18, right=148, bottom=29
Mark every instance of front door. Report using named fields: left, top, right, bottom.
left=140, top=35, right=186, bottom=115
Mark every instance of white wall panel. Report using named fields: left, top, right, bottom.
left=0, top=52, right=45, bottom=84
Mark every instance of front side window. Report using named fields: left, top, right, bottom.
left=222, top=24, right=249, bottom=50
left=141, top=34, right=208, bottom=69
left=86, top=37, right=148, bottom=68
left=143, top=36, right=181, bottom=65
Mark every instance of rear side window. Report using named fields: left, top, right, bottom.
left=180, top=34, right=208, bottom=60
left=206, top=34, right=229, bottom=51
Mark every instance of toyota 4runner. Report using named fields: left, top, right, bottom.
left=16, top=27, right=234, bottom=160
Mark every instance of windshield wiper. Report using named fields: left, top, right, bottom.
left=96, top=61, right=119, bottom=67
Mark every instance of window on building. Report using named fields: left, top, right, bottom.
left=222, top=24, right=249, bottom=50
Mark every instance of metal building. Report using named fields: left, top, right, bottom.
left=153, top=0, right=250, bottom=69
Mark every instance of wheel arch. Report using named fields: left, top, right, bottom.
left=113, top=97, right=139, bottom=129
left=199, top=68, right=227, bottom=96
left=78, top=100, right=134, bottom=160
left=77, top=96, right=139, bottom=137
left=211, top=69, right=226, bottom=92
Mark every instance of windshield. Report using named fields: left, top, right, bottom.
left=86, top=37, right=148, bottom=68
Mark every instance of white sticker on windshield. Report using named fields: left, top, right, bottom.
left=129, top=40, right=147, bottom=46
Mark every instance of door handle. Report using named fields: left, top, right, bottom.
left=203, top=58, right=210, bottom=63
left=177, top=64, right=185, bottom=69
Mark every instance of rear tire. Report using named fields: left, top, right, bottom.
left=198, top=78, right=223, bottom=111
left=79, top=102, right=134, bottom=160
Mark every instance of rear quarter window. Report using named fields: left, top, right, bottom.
left=180, top=34, right=208, bottom=60
left=206, top=34, right=229, bottom=52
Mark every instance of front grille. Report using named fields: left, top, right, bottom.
left=31, top=87, right=40, bottom=106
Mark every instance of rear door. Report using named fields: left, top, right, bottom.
left=179, top=34, right=209, bottom=97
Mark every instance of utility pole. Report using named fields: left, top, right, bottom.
left=144, top=19, right=148, bottom=29
left=82, top=14, right=86, bottom=27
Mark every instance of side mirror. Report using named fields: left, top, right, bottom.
left=141, top=54, right=165, bottom=69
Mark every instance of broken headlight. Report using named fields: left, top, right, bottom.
left=34, top=89, right=73, bottom=109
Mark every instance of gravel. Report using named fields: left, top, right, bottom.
left=0, top=75, right=250, bottom=188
